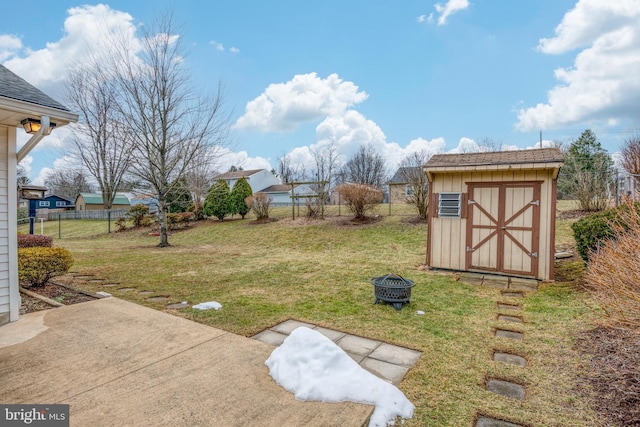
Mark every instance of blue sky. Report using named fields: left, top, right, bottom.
left=2, top=0, right=639, bottom=184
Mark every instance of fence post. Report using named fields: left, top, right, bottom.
left=58, top=214, right=61, bottom=239
left=29, top=217, right=34, bottom=234
left=108, top=210, right=111, bottom=233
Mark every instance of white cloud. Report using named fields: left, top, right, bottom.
left=517, top=0, right=640, bottom=132
left=32, top=155, right=80, bottom=186
left=209, top=40, right=224, bottom=51
left=282, top=111, right=447, bottom=174
left=234, top=73, right=368, bottom=132
left=2, top=5, right=138, bottom=100
left=433, top=0, right=470, bottom=26
left=18, top=155, right=33, bottom=176
left=417, top=15, right=426, bottom=23
left=215, top=148, right=273, bottom=173
left=229, top=47, right=240, bottom=54
left=0, top=35, right=22, bottom=62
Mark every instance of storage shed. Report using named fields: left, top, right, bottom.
left=424, top=148, right=563, bottom=281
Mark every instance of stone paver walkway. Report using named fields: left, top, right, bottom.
left=252, top=319, right=421, bottom=385
left=472, top=278, right=533, bottom=427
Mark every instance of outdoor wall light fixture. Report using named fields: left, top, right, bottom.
left=21, top=118, right=56, bottom=135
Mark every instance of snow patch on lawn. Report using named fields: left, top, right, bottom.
left=192, top=301, right=222, bottom=310
left=265, top=327, right=414, bottom=426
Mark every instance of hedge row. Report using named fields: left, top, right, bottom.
left=18, top=234, right=53, bottom=248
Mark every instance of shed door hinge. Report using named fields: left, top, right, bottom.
left=466, top=246, right=474, bottom=252
left=468, top=200, right=476, bottom=205
left=530, top=252, right=538, bottom=258
left=530, top=200, right=540, bottom=206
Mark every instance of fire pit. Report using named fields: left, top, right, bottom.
left=371, top=274, right=415, bottom=311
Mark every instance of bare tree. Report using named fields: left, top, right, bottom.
left=16, top=164, right=30, bottom=186
left=44, top=168, right=93, bottom=201
left=109, top=13, right=231, bottom=246
left=621, top=134, right=640, bottom=195
left=66, top=57, right=133, bottom=209
left=342, top=144, right=387, bottom=187
left=476, top=137, right=505, bottom=152
left=399, top=150, right=432, bottom=220
left=310, top=144, right=339, bottom=218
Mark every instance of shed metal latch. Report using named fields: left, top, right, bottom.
left=466, top=246, right=474, bottom=252
left=530, top=252, right=538, bottom=258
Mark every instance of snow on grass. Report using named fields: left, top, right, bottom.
left=192, top=301, right=222, bottom=310
left=265, top=327, right=414, bottom=426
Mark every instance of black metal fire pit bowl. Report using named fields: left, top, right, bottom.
left=371, top=274, right=415, bottom=311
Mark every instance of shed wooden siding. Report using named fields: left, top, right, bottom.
left=427, top=168, right=557, bottom=280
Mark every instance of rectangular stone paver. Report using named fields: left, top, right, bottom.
left=495, top=329, right=524, bottom=341
left=270, top=319, right=315, bottom=334
left=368, top=343, right=421, bottom=367
left=482, top=276, right=509, bottom=289
left=497, top=303, right=522, bottom=311
left=337, top=334, right=381, bottom=356
left=493, top=352, right=527, bottom=367
left=476, top=416, right=524, bottom=427
left=252, top=330, right=288, bottom=346
left=497, top=314, right=523, bottom=323
left=486, top=378, right=526, bottom=400
left=509, top=278, right=538, bottom=291
left=361, top=358, right=409, bottom=385
left=314, top=326, right=346, bottom=342
left=501, top=291, right=524, bottom=298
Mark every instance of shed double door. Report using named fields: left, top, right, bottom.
left=465, top=182, right=541, bottom=277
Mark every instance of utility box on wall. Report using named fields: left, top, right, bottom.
left=424, top=148, right=564, bottom=281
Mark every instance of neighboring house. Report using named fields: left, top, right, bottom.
left=424, top=148, right=563, bottom=281
left=17, top=184, right=47, bottom=209
left=388, top=167, right=422, bottom=204
left=0, top=64, right=78, bottom=325
left=31, top=194, right=74, bottom=218
left=261, top=184, right=317, bottom=206
left=75, top=193, right=131, bottom=211
left=212, top=169, right=279, bottom=194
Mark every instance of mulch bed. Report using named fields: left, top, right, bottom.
left=20, top=292, right=54, bottom=314
left=576, top=325, right=640, bottom=426
left=20, top=282, right=98, bottom=313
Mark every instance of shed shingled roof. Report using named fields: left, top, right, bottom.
left=425, top=148, right=563, bottom=169
left=0, top=64, right=71, bottom=112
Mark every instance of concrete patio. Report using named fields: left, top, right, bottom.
left=0, top=297, right=373, bottom=426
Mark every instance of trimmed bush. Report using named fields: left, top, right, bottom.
left=204, top=179, right=231, bottom=222
left=18, top=247, right=74, bottom=287
left=17, top=234, right=53, bottom=248
left=571, top=203, right=640, bottom=262
left=125, top=204, right=150, bottom=227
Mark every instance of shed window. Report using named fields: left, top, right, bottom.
left=56, top=201, right=66, bottom=207
left=438, top=193, right=461, bottom=217
left=39, top=201, right=50, bottom=207
left=405, top=185, right=414, bottom=197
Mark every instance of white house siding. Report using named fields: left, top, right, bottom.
left=0, top=126, right=18, bottom=325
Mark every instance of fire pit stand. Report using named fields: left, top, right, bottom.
left=371, top=274, right=415, bottom=311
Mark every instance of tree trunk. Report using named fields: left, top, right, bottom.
left=157, top=197, right=170, bottom=247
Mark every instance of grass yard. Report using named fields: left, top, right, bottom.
left=35, top=205, right=598, bottom=426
